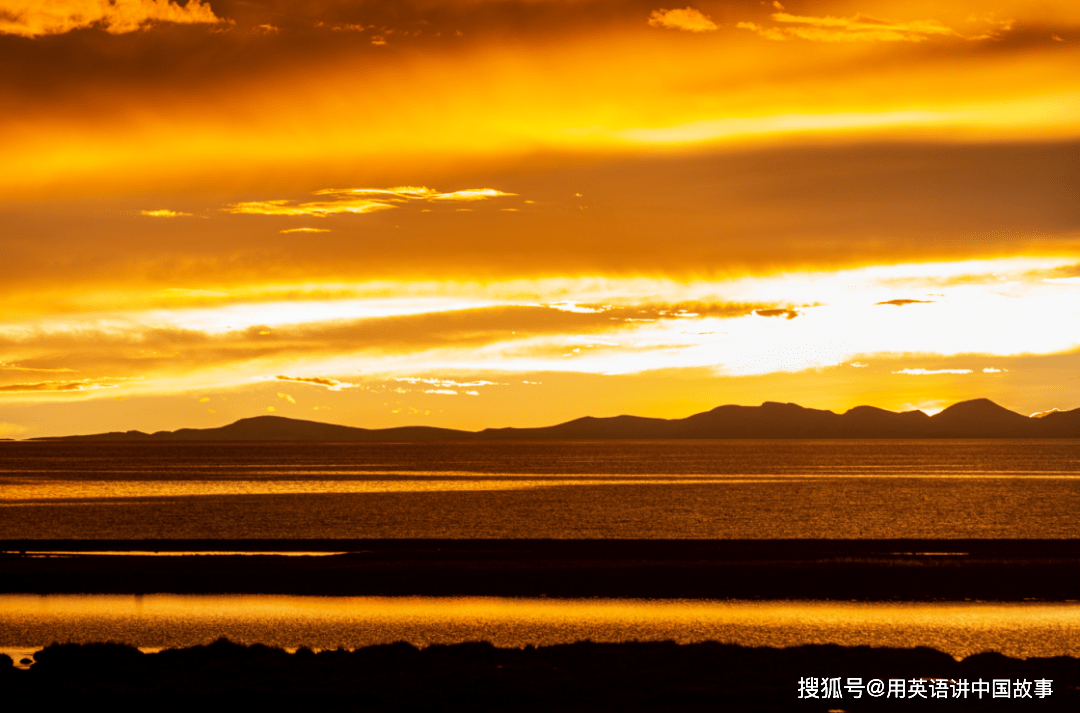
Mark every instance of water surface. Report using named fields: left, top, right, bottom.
left=2, top=440, right=1079, bottom=538
left=3, top=594, right=1080, bottom=662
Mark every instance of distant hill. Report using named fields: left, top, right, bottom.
left=29, top=417, right=470, bottom=443
left=23, top=398, right=1080, bottom=441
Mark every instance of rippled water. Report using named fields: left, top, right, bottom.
left=3, top=595, right=1080, bottom=664
left=2, top=440, right=1079, bottom=538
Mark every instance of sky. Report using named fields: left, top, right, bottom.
left=1, top=0, right=1078, bottom=437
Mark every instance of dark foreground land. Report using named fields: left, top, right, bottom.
left=3, top=638, right=1079, bottom=712
left=3, top=539, right=1080, bottom=600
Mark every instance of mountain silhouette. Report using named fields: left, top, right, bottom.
left=25, top=399, right=1080, bottom=441
left=34, top=415, right=469, bottom=442
left=928, top=398, right=1039, bottom=437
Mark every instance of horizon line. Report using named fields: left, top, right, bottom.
left=11, top=396, right=1077, bottom=441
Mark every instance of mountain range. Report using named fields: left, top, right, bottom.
left=26, top=398, right=1080, bottom=441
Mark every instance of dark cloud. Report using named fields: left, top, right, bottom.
left=876, top=299, right=935, bottom=306
left=0, top=0, right=661, bottom=94
left=274, top=375, right=355, bottom=390
left=754, top=308, right=799, bottom=319
left=5, top=138, right=1074, bottom=291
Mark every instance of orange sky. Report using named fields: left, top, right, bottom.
left=1, top=0, right=1079, bottom=437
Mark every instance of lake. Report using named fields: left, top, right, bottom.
left=2, top=440, right=1079, bottom=538
left=4, top=594, right=1080, bottom=667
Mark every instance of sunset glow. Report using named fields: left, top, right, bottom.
left=2, top=0, right=1079, bottom=437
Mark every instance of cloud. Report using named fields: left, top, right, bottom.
left=549, top=302, right=607, bottom=314
left=737, top=11, right=1011, bottom=43
left=314, top=187, right=517, bottom=202
left=277, top=392, right=295, bottom=403
left=315, top=187, right=437, bottom=199
left=426, top=189, right=518, bottom=202
left=754, top=308, right=800, bottom=319
left=273, top=375, right=357, bottom=390
left=849, top=362, right=868, bottom=368
left=279, top=228, right=331, bottom=234
left=225, top=199, right=398, bottom=217
left=876, top=299, right=935, bottom=306
left=0, top=0, right=227, bottom=38
left=1030, top=408, right=1062, bottom=418
left=891, top=368, right=973, bottom=375
left=328, top=23, right=371, bottom=33
left=648, top=8, right=718, bottom=33
left=227, top=187, right=517, bottom=217
left=9, top=260, right=1080, bottom=400
left=424, top=389, right=458, bottom=395
left=1, top=362, right=77, bottom=373
left=394, top=378, right=497, bottom=388
left=253, top=24, right=279, bottom=35
left=0, top=379, right=118, bottom=392
left=141, top=209, right=193, bottom=218
left=0, top=301, right=812, bottom=392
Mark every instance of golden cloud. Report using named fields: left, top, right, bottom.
left=426, top=189, right=518, bottom=202
left=141, top=209, right=193, bottom=218
left=647, top=7, right=718, bottom=33
left=3, top=259, right=1078, bottom=405
left=737, top=10, right=1011, bottom=43
left=0, top=379, right=117, bottom=392
left=892, top=368, right=973, bottom=375
left=273, top=375, right=357, bottom=391
left=314, top=187, right=517, bottom=202
left=876, top=299, right=935, bottom=306
left=754, top=308, right=800, bottom=319
left=313, top=187, right=437, bottom=199
left=225, top=199, right=398, bottom=217
left=0, top=0, right=227, bottom=38
left=227, top=187, right=516, bottom=217
left=279, top=228, right=331, bottom=234
left=394, top=378, right=498, bottom=388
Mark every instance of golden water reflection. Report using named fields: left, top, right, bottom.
left=3, top=595, right=1080, bottom=662
left=3, top=474, right=1079, bottom=501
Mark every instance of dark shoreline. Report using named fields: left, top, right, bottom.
left=4, top=539, right=1080, bottom=600
left=4, top=638, right=1079, bottom=712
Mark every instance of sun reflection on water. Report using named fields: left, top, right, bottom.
left=3, top=595, right=1080, bottom=663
